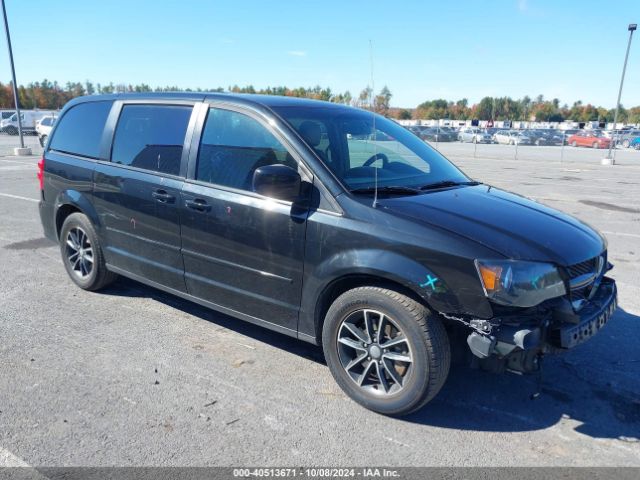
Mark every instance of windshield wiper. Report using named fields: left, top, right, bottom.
left=419, top=180, right=481, bottom=191
left=350, top=186, right=422, bottom=195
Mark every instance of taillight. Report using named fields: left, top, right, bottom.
left=37, top=156, right=45, bottom=191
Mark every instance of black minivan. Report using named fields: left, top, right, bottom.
left=39, top=93, right=617, bottom=415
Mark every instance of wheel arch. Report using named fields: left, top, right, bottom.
left=54, top=191, right=102, bottom=241
left=300, top=249, right=462, bottom=344
left=312, top=274, right=430, bottom=344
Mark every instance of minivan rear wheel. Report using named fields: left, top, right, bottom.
left=322, top=286, right=450, bottom=416
left=59, top=213, right=117, bottom=291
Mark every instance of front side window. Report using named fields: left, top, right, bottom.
left=111, top=104, right=192, bottom=176
left=273, top=106, right=469, bottom=192
left=196, top=108, right=296, bottom=191
left=49, top=101, right=112, bottom=158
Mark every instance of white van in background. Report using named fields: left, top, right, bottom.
left=0, top=110, right=16, bottom=121
left=0, top=110, right=58, bottom=135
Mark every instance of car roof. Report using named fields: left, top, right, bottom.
left=64, top=92, right=350, bottom=111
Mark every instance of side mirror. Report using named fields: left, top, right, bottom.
left=252, top=164, right=301, bottom=201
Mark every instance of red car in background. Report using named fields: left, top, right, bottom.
left=567, top=130, right=611, bottom=149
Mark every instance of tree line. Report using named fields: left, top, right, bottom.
left=0, top=79, right=391, bottom=112
left=407, top=95, right=640, bottom=124
left=1, top=79, right=638, bottom=123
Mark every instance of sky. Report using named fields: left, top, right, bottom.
left=0, top=0, right=638, bottom=108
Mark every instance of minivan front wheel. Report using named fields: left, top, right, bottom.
left=322, top=286, right=450, bottom=416
left=60, top=213, right=117, bottom=291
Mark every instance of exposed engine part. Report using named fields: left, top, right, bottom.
left=441, top=312, right=499, bottom=335
left=466, top=324, right=542, bottom=359
left=493, top=326, right=542, bottom=356
left=466, top=332, right=495, bottom=358
left=469, top=319, right=493, bottom=334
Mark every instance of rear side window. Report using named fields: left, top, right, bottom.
left=196, top=108, right=294, bottom=190
left=111, top=104, right=192, bottom=176
left=49, top=101, right=112, bottom=158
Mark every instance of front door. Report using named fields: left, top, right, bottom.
left=93, top=102, right=195, bottom=292
left=180, top=106, right=309, bottom=332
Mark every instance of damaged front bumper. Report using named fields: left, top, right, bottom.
left=465, top=276, right=617, bottom=373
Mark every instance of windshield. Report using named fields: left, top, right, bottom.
left=272, top=106, right=469, bottom=191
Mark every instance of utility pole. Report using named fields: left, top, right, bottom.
left=604, top=23, right=636, bottom=165
left=1, top=0, right=30, bottom=155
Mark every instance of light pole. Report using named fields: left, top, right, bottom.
left=604, top=23, right=636, bottom=165
left=1, top=0, right=30, bottom=155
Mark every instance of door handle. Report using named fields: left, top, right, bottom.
left=185, top=198, right=211, bottom=212
left=152, top=189, right=175, bottom=203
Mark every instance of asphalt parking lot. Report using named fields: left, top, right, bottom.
left=0, top=137, right=639, bottom=467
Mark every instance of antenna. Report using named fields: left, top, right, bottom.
left=369, top=40, right=378, bottom=208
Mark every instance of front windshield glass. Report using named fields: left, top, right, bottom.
left=272, top=106, right=469, bottom=191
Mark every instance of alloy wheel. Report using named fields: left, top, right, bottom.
left=65, top=227, right=94, bottom=278
left=337, top=309, right=413, bottom=396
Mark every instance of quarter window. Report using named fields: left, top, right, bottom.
left=196, top=108, right=296, bottom=191
left=111, top=104, right=192, bottom=176
left=49, top=101, right=112, bottom=158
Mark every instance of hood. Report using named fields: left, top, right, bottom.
left=379, top=185, right=605, bottom=265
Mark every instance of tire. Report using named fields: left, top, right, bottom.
left=6, top=126, right=17, bottom=136
left=322, top=286, right=450, bottom=416
left=39, top=135, right=47, bottom=147
left=59, top=212, right=117, bottom=291
left=593, top=142, right=600, bottom=149
left=571, top=141, right=578, bottom=147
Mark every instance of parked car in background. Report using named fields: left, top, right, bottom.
left=567, top=130, right=611, bottom=149
left=413, top=127, right=456, bottom=143
left=36, top=115, right=57, bottom=147
left=494, top=130, right=532, bottom=145
left=0, top=110, right=58, bottom=135
left=603, top=129, right=634, bottom=143
left=458, top=127, right=492, bottom=143
left=0, top=110, right=15, bottom=121
left=526, top=130, right=552, bottom=146
left=558, top=129, right=579, bottom=144
left=484, top=127, right=500, bottom=138
left=409, top=125, right=432, bottom=140
left=630, top=136, right=640, bottom=150
left=618, top=129, right=640, bottom=148
left=529, top=130, right=565, bottom=146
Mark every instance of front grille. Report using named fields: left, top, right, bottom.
left=566, top=258, right=598, bottom=279
left=565, top=254, right=605, bottom=310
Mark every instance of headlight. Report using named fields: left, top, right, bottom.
left=474, top=259, right=566, bottom=307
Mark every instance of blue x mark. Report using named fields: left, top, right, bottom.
left=420, top=274, right=438, bottom=291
